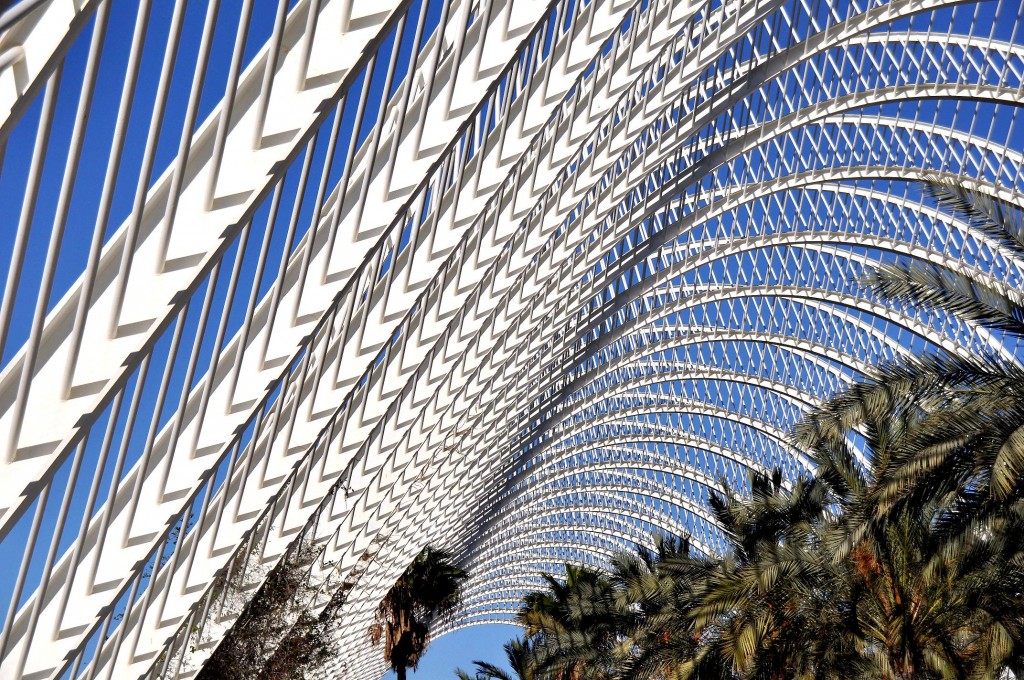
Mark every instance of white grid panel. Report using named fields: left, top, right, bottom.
left=0, top=0, right=1021, bottom=679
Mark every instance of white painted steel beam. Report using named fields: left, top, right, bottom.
left=0, top=0, right=407, bottom=529
left=1, top=0, right=1023, bottom=678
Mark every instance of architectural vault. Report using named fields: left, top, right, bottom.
left=0, top=0, right=1021, bottom=677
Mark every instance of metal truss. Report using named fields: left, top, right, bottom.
left=0, top=0, right=1022, bottom=678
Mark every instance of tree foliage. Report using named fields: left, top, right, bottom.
left=196, top=542, right=336, bottom=680
left=371, top=546, right=468, bottom=680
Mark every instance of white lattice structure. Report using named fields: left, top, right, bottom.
left=0, top=0, right=1022, bottom=677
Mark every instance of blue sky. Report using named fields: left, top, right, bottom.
left=381, top=624, right=518, bottom=680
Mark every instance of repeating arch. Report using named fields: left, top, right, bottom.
left=0, top=0, right=1022, bottom=678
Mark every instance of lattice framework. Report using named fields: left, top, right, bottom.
left=0, top=0, right=1021, bottom=678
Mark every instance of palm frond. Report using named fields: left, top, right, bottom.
left=924, top=180, right=1024, bottom=258
left=992, top=423, right=1024, bottom=500
left=470, top=661, right=517, bottom=680
left=864, top=259, right=1024, bottom=337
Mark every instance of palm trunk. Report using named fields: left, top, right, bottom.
left=397, top=666, right=408, bottom=680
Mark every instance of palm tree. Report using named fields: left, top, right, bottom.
left=371, top=547, right=468, bottom=680
left=490, top=464, right=1022, bottom=678
left=455, top=637, right=538, bottom=680
left=607, top=533, right=733, bottom=680
left=508, top=479, right=846, bottom=680
left=688, top=470, right=860, bottom=680
left=868, top=181, right=1024, bottom=337
left=516, top=563, right=622, bottom=678
left=849, top=180, right=1024, bottom=504
left=789, top=182, right=1024, bottom=675
left=688, top=458, right=1023, bottom=679
left=479, top=183, right=1024, bottom=677
left=795, top=387, right=1024, bottom=679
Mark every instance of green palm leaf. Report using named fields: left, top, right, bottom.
left=923, top=180, right=1024, bottom=259
left=992, top=423, right=1024, bottom=501
left=864, top=259, right=1024, bottom=337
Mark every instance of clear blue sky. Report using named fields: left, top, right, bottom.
left=380, top=624, right=518, bottom=680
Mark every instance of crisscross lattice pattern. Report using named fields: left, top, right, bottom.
left=0, top=0, right=1021, bottom=678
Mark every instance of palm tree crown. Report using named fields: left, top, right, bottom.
left=372, top=547, right=468, bottom=680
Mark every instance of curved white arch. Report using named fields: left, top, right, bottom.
left=3, top=1, right=1024, bottom=678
